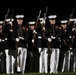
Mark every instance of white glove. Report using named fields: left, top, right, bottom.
left=51, top=36, right=56, bottom=39
left=19, top=36, right=24, bottom=40
left=71, top=52, right=73, bottom=55
left=41, top=20, right=45, bottom=24
left=43, top=27, right=45, bottom=30
left=16, top=38, right=19, bottom=42
left=53, top=37, right=56, bottom=39
left=69, top=36, right=72, bottom=38
left=10, top=29, right=13, bottom=32
left=70, top=47, right=72, bottom=50
left=9, top=21, right=13, bottom=25
left=72, top=28, right=75, bottom=31
left=33, top=30, right=37, bottom=34
left=32, top=39, right=34, bottom=43
left=39, top=48, right=42, bottom=53
left=48, top=38, right=52, bottom=42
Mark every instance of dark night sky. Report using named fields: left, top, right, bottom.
left=0, top=0, right=76, bottom=24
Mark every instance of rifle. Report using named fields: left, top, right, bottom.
left=8, top=9, right=14, bottom=29
left=16, top=26, right=23, bottom=67
left=68, top=8, right=75, bottom=24
left=35, top=10, right=41, bottom=28
left=69, top=8, right=75, bottom=19
left=3, top=8, right=10, bottom=29
left=10, top=9, right=14, bottom=22
left=32, top=10, right=41, bottom=46
left=47, top=30, right=52, bottom=54
left=42, top=6, right=48, bottom=38
left=68, top=8, right=76, bottom=49
left=47, top=30, right=52, bottom=68
left=39, top=6, right=48, bottom=54
left=43, top=6, right=48, bottom=23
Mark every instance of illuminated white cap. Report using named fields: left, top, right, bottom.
left=5, top=19, right=10, bottom=22
left=48, top=15, right=57, bottom=19
left=0, top=21, right=3, bottom=24
left=39, top=18, right=44, bottom=21
left=5, top=18, right=14, bottom=22
left=69, top=18, right=76, bottom=22
left=15, top=15, right=24, bottom=19
left=11, top=19, right=14, bottom=21
left=28, top=21, right=35, bottom=25
left=60, top=20, right=68, bottom=24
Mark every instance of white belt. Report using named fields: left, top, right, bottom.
left=38, top=36, right=42, bottom=39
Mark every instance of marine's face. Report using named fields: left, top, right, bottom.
left=61, top=24, right=67, bottom=29
left=49, top=19, right=56, bottom=25
left=29, top=25, right=34, bottom=30
left=17, top=19, right=23, bottom=25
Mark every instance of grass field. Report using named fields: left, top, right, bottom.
left=0, top=72, right=76, bottom=75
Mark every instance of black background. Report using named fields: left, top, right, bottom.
left=0, top=0, right=76, bottom=25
